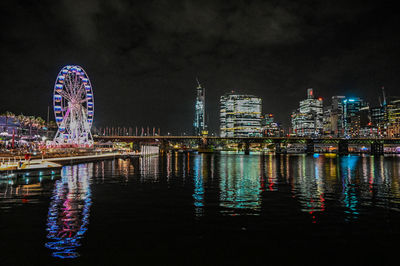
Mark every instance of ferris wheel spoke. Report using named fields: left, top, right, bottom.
left=59, top=90, right=72, bottom=102
left=78, top=83, right=86, bottom=100
left=65, top=76, right=72, bottom=93
left=53, top=65, right=94, bottom=146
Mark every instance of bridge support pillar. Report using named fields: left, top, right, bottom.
left=275, top=142, right=282, bottom=154
left=160, top=140, right=168, bottom=154
left=306, top=140, right=314, bottom=154
left=338, top=140, right=349, bottom=155
left=371, top=142, right=384, bottom=155
left=198, top=137, right=211, bottom=153
left=244, top=142, right=250, bottom=155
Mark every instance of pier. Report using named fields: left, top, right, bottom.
left=1, top=144, right=159, bottom=170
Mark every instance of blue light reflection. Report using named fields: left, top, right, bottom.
left=45, top=164, right=92, bottom=259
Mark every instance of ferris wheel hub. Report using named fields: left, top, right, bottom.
left=52, top=65, right=94, bottom=146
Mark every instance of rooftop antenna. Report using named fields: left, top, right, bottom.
left=196, top=77, right=201, bottom=88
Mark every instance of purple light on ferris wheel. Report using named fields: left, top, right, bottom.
left=53, top=65, right=94, bottom=146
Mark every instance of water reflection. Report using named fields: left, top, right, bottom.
left=0, top=172, right=59, bottom=212
left=187, top=153, right=400, bottom=221
left=3, top=153, right=400, bottom=262
left=193, top=155, right=204, bottom=217
left=289, top=155, right=326, bottom=223
left=339, top=156, right=360, bottom=221
left=45, top=164, right=93, bottom=259
left=140, top=156, right=160, bottom=182
left=219, top=155, right=261, bottom=215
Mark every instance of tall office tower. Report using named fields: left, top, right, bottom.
left=368, top=87, right=400, bottom=137
left=371, top=106, right=386, bottom=135
left=322, top=105, right=332, bottom=135
left=330, top=96, right=346, bottom=136
left=387, top=97, right=400, bottom=137
left=291, top=88, right=323, bottom=137
left=193, top=78, right=207, bottom=135
left=342, top=98, right=367, bottom=137
left=220, top=92, right=262, bottom=137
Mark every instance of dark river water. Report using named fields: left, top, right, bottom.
left=1, top=153, right=400, bottom=265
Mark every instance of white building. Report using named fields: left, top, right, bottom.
left=220, top=92, right=262, bottom=137
left=291, top=88, right=323, bottom=137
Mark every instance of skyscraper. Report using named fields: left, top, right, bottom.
left=322, top=95, right=346, bottom=137
left=342, top=97, right=368, bottom=137
left=220, top=92, right=262, bottom=137
left=291, top=88, right=323, bottom=137
left=193, top=78, right=207, bottom=135
left=387, top=97, right=400, bottom=137
left=330, top=96, right=346, bottom=136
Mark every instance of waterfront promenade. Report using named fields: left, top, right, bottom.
left=0, top=150, right=158, bottom=167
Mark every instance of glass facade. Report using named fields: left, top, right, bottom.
left=342, top=98, right=367, bottom=137
left=291, top=88, right=323, bottom=137
left=387, top=98, right=400, bottom=137
left=261, top=114, right=281, bottom=136
left=220, top=93, right=262, bottom=137
left=193, top=79, right=206, bottom=135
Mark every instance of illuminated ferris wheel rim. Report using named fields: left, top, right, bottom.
left=53, top=65, right=94, bottom=144
left=53, top=65, right=94, bottom=127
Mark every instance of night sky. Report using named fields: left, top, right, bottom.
left=1, top=0, right=400, bottom=134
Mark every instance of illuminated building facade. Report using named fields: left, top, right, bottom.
left=330, top=96, right=346, bottom=136
left=193, top=78, right=207, bottom=135
left=291, top=88, right=323, bottom=137
left=343, top=98, right=368, bottom=137
left=290, top=86, right=400, bottom=138
left=322, top=106, right=332, bottom=135
left=358, top=105, right=373, bottom=137
left=220, top=92, right=262, bottom=137
left=371, top=106, right=386, bottom=136
left=387, top=97, right=400, bottom=137
left=261, top=114, right=282, bottom=136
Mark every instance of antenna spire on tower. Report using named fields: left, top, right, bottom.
left=381, top=86, right=387, bottom=106
left=196, top=77, right=201, bottom=88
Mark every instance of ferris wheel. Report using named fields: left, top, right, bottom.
left=53, top=65, right=94, bottom=145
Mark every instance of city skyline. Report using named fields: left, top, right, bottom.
left=2, top=2, right=400, bottom=265
left=1, top=1, right=400, bottom=134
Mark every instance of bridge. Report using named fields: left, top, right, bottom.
left=94, top=135, right=400, bottom=155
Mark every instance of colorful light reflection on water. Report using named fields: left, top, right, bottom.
left=2, top=153, right=400, bottom=264
left=45, top=164, right=92, bottom=259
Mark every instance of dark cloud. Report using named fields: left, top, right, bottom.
left=1, top=0, right=399, bottom=133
